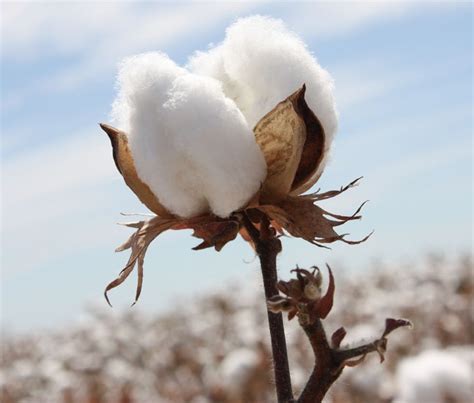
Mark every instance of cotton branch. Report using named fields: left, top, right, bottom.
left=241, top=213, right=294, bottom=403
left=268, top=266, right=412, bottom=403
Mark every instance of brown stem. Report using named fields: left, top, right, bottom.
left=297, top=318, right=405, bottom=402
left=242, top=214, right=294, bottom=403
left=333, top=339, right=385, bottom=364
left=297, top=319, right=341, bottom=403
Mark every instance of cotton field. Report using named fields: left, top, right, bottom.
left=1, top=255, right=472, bottom=403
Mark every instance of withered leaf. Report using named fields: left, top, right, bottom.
left=382, top=318, right=413, bottom=338
left=238, top=227, right=253, bottom=246
left=100, top=123, right=172, bottom=218
left=331, top=327, right=347, bottom=348
left=104, top=216, right=179, bottom=306
left=343, top=354, right=367, bottom=368
left=258, top=198, right=368, bottom=248
left=315, top=264, right=335, bottom=319
left=305, top=176, right=363, bottom=202
left=376, top=339, right=388, bottom=363
left=133, top=245, right=147, bottom=306
left=106, top=214, right=242, bottom=306
left=277, top=279, right=304, bottom=300
left=267, top=295, right=295, bottom=313
left=171, top=215, right=240, bottom=252
left=288, top=308, right=298, bottom=321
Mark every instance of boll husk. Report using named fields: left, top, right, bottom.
left=100, top=16, right=370, bottom=305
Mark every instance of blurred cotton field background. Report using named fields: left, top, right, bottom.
left=2, top=255, right=472, bottom=402
left=1, top=1, right=472, bottom=403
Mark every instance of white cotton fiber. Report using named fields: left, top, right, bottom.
left=394, top=348, right=474, bottom=403
left=188, top=15, right=338, bottom=182
left=111, top=52, right=266, bottom=218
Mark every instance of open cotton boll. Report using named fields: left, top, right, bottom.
left=112, top=52, right=187, bottom=133
left=111, top=52, right=266, bottom=218
left=163, top=75, right=267, bottom=217
left=188, top=15, right=338, bottom=181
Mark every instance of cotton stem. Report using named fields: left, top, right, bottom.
left=242, top=214, right=294, bottom=403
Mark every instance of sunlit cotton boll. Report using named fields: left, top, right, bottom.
left=188, top=15, right=338, bottom=180
left=111, top=52, right=266, bottom=218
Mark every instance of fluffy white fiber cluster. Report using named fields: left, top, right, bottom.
left=111, top=16, right=337, bottom=218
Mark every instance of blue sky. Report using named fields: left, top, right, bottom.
left=1, top=1, right=472, bottom=333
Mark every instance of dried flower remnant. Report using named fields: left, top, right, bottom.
left=268, top=267, right=412, bottom=403
left=100, top=17, right=370, bottom=306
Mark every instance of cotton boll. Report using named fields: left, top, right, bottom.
left=219, top=348, right=260, bottom=392
left=163, top=75, right=266, bottom=217
left=394, top=348, right=474, bottom=403
left=111, top=52, right=204, bottom=217
left=112, top=52, right=186, bottom=133
left=188, top=15, right=338, bottom=181
left=111, top=52, right=266, bottom=218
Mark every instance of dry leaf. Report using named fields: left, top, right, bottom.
left=188, top=219, right=240, bottom=251
left=257, top=183, right=370, bottom=248
left=315, top=264, right=335, bottom=319
left=343, top=354, right=367, bottom=368
left=331, top=327, right=347, bottom=348
left=382, top=318, right=413, bottom=338
left=104, top=217, right=179, bottom=306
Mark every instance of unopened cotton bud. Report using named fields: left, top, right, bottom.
left=304, top=283, right=321, bottom=300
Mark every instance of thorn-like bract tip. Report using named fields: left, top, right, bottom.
left=99, top=123, right=119, bottom=139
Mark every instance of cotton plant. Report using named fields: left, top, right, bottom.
left=100, top=16, right=410, bottom=403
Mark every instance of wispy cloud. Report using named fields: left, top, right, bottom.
left=1, top=1, right=445, bottom=112
left=3, top=128, right=114, bottom=210
left=1, top=1, right=260, bottom=109
left=331, top=60, right=419, bottom=112
left=286, top=1, right=467, bottom=40
left=286, top=1, right=419, bottom=39
left=2, top=2, right=256, bottom=60
left=1, top=1, right=427, bottom=61
left=2, top=127, right=118, bottom=271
